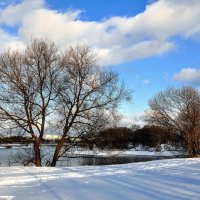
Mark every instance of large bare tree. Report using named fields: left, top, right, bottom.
left=0, top=39, right=131, bottom=166
left=146, top=87, right=200, bottom=157
left=50, top=45, right=130, bottom=166
left=0, top=39, right=61, bottom=166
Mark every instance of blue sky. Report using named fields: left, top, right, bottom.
left=0, top=0, right=200, bottom=126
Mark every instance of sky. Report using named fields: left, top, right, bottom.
left=0, top=0, right=200, bottom=126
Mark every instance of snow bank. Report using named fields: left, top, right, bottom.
left=0, top=158, right=200, bottom=200
left=69, top=144, right=186, bottom=157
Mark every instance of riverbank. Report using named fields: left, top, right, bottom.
left=0, top=143, right=186, bottom=156
left=0, top=144, right=186, bottom=167
left=0, top=158, right=200, bottom=200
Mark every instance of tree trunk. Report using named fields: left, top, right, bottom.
left=51, top=137, right=65, bottom=167
left=33, top=138, right=42, bottom=166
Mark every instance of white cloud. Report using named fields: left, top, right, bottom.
left=174, top=68, right=200, bottom=85
left=0, top=0, right=200, bottom=64
left=0, top=29, right=25, bottom=51
left=143, top=79, right=150, bottom=85
left=0, top=0, right=44, bottom=26
left=120, top=112, right=146, bottom=127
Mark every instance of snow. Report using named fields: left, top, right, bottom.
left=69, top=144, right=186, bottom=157
left=0, top=143, right=186, bottom=158
left=70, top=149, right=178, bottom=157
left=0, top=158, right=200, bottom=200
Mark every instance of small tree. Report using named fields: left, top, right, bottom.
left=0, top=39, right=131, bottom=166
left=146, top=87, right=200, bottom=157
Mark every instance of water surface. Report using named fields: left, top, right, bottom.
left=0, top=146, right=179, bottom=167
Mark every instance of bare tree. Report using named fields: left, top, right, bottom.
left=50, top=45, right=131, bottom=166
left=0, top=39, right=131, bottom=166
left=146, top=87, right=200, bottom=157
left=0, top=39, right=61, bottom=166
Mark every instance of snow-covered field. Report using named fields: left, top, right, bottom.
left=0, top=158, right=200, bottom=200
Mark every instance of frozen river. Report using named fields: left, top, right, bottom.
left=0, top=146, right=177, bottom=166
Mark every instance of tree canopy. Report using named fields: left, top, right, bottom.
left=146, top=87, right=200, bottom=156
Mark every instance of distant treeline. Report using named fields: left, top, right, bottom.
left=0, top=136, right=58, bottom=144
left=80, top=126, right=183, bottom=150
left=0, top=126, right=183, bottom=149
left=0, top=136, right=32, bottom=144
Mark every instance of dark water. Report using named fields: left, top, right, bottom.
left=0, top=147, right=176, bottom=167
left=57, top=155, right=172, bottom=167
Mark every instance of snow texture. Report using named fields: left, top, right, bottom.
left=0, top=158, right=200, bottom=200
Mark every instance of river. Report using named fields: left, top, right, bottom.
left=0, top=145, right=178, bottom=167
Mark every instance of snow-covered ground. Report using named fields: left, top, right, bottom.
left=0, top=158, right=200, bottom=200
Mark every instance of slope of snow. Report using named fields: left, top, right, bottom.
left=0, top=158, right=200, bottom=200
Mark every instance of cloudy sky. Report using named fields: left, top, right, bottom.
left=0, top=0, right=200, bottom=126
